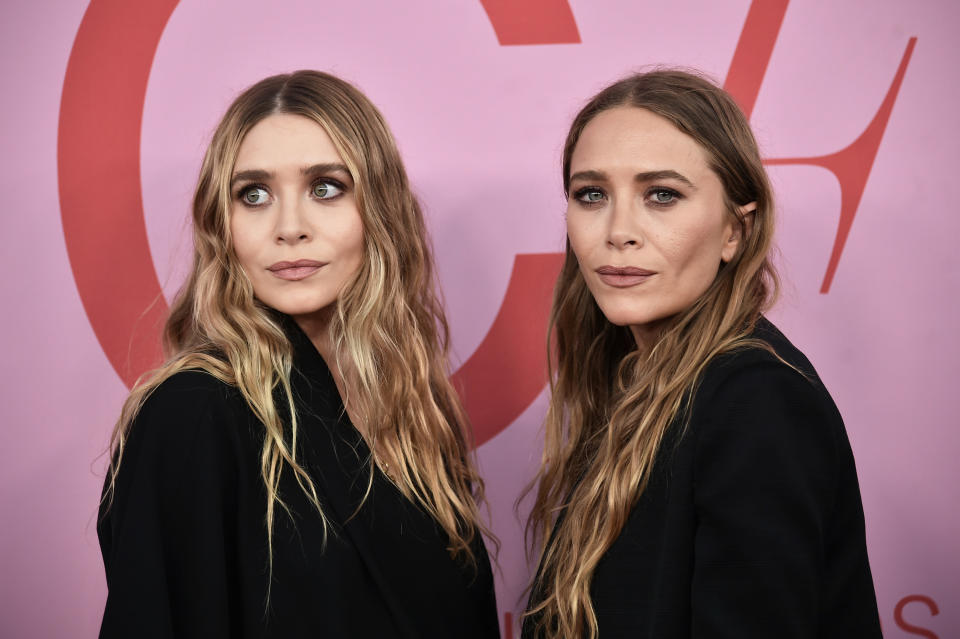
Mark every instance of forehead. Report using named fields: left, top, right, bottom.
left=570, top=106, right=711, bottom=178
left=234, top=113, right=342, bottom=169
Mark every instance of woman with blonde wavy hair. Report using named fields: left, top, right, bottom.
left=522, top=70, right=881, bottom=638
left=97, top=70, right=499, bottom=638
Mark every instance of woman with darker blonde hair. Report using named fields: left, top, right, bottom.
left=97, top=70, right=499, bottom=638
left=522, top=70, right=882, bottom=638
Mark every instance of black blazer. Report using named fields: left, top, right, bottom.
left=98, top=319, right=499, bottom=638
left=524, top=318, right=881, bottom=638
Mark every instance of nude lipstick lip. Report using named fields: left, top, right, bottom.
left=267, top=259, right=327, bottom=281
left=595, top=265, right=656, bottom=288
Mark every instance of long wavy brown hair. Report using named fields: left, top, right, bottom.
left=103, top=70, right=487, bottom=586
left=524, top=69, right=781, bottom=638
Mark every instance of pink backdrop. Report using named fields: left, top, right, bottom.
left=2, top=0, right=958, bottom=636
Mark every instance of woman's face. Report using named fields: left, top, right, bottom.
left=230, top=113, right=364, bottom=323
left=565, top=106, right=750, bottom=347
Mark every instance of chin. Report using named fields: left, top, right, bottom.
left=260, top=295, right=337, bottom=318
left=594, top=300, right=658, bottom=328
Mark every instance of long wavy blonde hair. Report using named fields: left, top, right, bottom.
left=104, top=70, right=487, bottom=581
left=524, top=70, right=780, bottom=638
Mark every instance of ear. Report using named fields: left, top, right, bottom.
left=721, top=201, right=756, bottom=263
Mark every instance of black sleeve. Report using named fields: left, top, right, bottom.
left=691, top=362, right=838, bottom=639
left=97, top=373, right=241, bottom=639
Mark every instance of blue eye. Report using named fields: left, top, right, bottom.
left=313, top=180, right=343, bottom=200
left=573, top=187, right=605, bottom=205
left=648, top=188, right=680, bottom=205
left=240, top=186, right=269, bottom=206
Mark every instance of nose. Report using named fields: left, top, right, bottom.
left=274, top=195, right=311, bottom=245
left=606, top=195, right=641, bottom=250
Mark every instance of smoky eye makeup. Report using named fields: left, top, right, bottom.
left=235, top=183, right=270, bottom=206
left=303, top=163, right=354, bottom=187
left=571, top=185, right=606, bottom=206
left=645, top=186, right=683, bottom=207
left=310, top=177, right=348, bottom=200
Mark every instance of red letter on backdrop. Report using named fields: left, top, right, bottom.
left=58, top=0, right=916, bottom=442
left=765, top=39, right=916, bottom=292
left=480, top=0, right=580, bottom=45
left=894, top=594, right=940, bottom=639
left=724, top=0, right=916, bottom=292
left=723, top=0, right=790, bottom=120
left=452, top=254, right=563, bottom=445
left=58, top=0, right=179, bottom=387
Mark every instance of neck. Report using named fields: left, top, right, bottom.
left=293, top=307, right=336, bottom=364
left=630, top=320, right=665, bottom=352
left=292, top=307, right=367, bottom=437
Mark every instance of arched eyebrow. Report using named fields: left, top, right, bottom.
left=568, top=169, right=607, bottom=184
left=635, top=169, right=696, bottom=190
left=568, top=169, right=696, bottom=190
left=230, top=169, right=272, bottom=188
left=300, top=163, right=352, bottom=183
left=230, top=163, right=352, bottom=188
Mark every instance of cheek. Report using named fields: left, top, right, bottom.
left=342, top=218, right=365, bottom=264
left=227, top=210, right=242, bottom=250
left=327, top=224, right=365, bottom=283
left=228, top=224, right=252, bottom=266
left=566, top=213, right=596, bottom=262
left=346, top=235, right=365, bottom=270
left=664, top=226, right=725, bottom=286
left=228, top=217, right=262, bottom=274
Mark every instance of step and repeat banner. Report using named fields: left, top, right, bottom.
left=2, top=0, right=957, bottom=636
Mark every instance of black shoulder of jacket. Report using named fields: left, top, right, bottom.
left=694, top=317, right=824, bottom=397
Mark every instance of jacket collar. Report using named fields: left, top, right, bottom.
left=277, top=313, right=422, bottom=639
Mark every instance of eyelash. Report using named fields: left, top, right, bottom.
left=571, top=186, right=683, bottom=208
left=571, top=186, right=605, bottom=207
left=234, top=178, right=348, bottom=207
left=647, top=187, right=682, bottom=207
left=311, top=178, right=347, bottom=200
left=235, top=184, right=268, bottom=206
